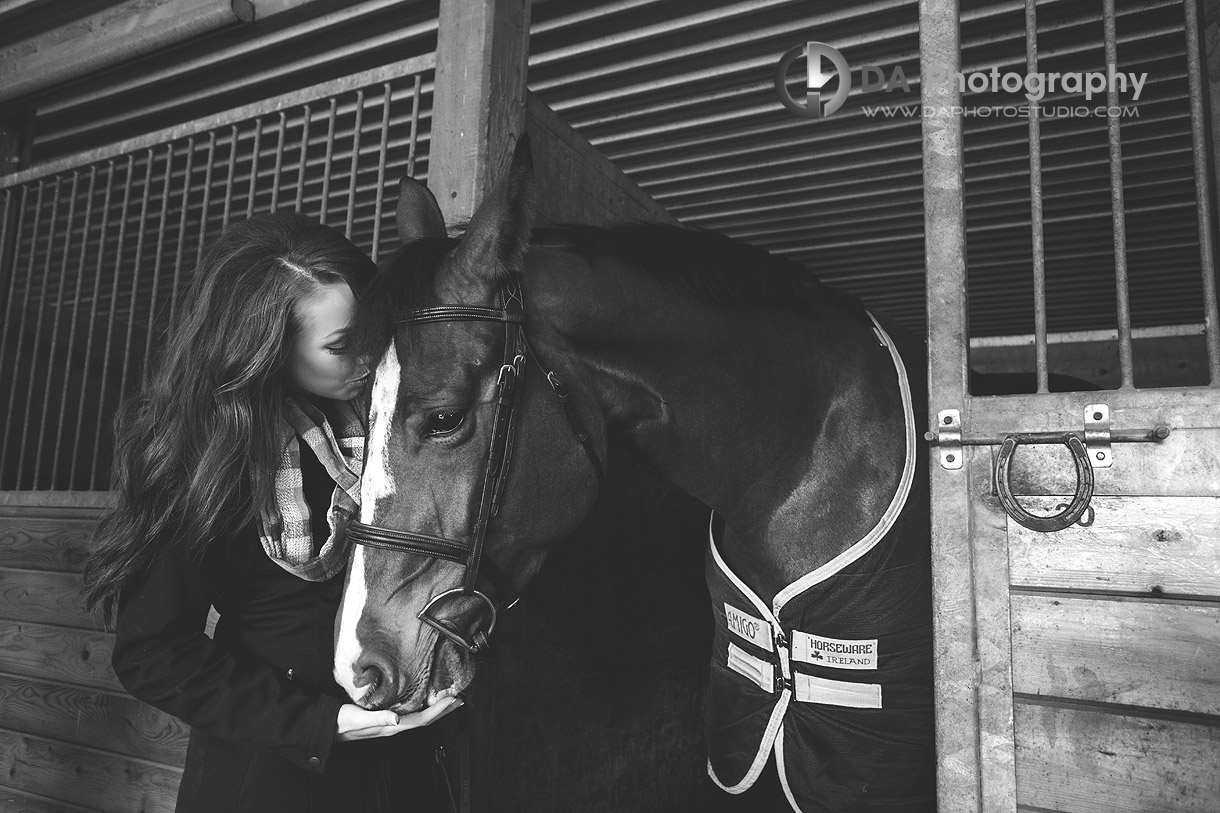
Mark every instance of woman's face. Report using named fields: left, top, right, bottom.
left=286, top=282, right=367, bottom=400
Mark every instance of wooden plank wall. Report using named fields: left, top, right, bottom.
left=1001, top=428, right=1220, bottom=812
left=0, top=494, right=188, bottom=813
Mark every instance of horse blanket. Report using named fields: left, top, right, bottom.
left=704, top=318, right=936, bottom=812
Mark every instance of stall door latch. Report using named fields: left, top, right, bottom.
left=926, top=405, right=1171, bottom=532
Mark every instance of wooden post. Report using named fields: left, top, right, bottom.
left=429, top=0, right=532, bottom=224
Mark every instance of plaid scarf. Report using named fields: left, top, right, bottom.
left=257, top=396, right=365, bottom=581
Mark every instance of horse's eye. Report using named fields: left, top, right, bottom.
left=426, top=410, right=465, bottom=436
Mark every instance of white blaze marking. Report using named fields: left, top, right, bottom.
left=334, top=545, right=370, bottom=703
left=334, top=344, right=401, bottom=700
left=362, top=344, right=401, bottom=523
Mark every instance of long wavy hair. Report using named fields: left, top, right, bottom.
left=83, top=212, right=376, bottom=625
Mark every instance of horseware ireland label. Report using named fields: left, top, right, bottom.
left=724, top=603, right=773, bottom=651
left=791, top=631, right=878, bottom=670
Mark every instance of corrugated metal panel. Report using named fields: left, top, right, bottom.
left=0, top=0, right=1212, bottom=375
left=2, top=0, right=1209, bottom=342
left=528, top=0, right=1210, bottom=340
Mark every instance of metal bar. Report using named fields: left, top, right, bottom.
left=6, top=55, right=436, bottom=189
left=171, top=136, right=195, bottom=324
left=92, top=155, right=136, bottom=489
left=0, top=187, right=12, bottom=298
left=142, top=143, right=174, bottom=386
left=74, top=161, right=115, bottom=489
left=1103, top=0, right=1134, bottom=389
left=16, top=176, right=62, bottom=487
left=408, top=74, right=423, bottom=177
left=222, top=126, right=238, bottom=228
left=53, top=167, right=96, bottom=487
left=1026, top=0, right=1048, bottom=393
left=199, top=131, right=217, bottom=258
left=1182, top=0, right=1220, bottom=384
left=372, top=83, right=392, bottom=261
left=271, top=111, right=286, bottom=211
left=118, top=151, right=155, bottom=404
left=928, top=427, right=1171, bottom=445
left=346, top=90, right=365, bottom=239
left=0, top=186, right=20, bottom=361
left=296, top=104, right=311, bottom=213
left=320, top=98, right=338, bottom=225
left=919, top=0, right=984, bottom=809
left=247, top=117, right=263, bottom=219
left=0, top=183, right=31, bottom=482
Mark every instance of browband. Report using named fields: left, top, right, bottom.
left=398, top=306, right=525, bottom=325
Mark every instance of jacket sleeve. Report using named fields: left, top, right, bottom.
left=111, top=538, right=346, bottom=774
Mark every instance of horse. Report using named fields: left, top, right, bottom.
left=333, top=137, right=936, bottom=812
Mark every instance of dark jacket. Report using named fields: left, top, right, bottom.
left=112, top=444, right=446, bottom=813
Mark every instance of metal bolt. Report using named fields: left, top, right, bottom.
left=1096, top=452, right=1105, bottom=460
left=1093, top=412, right=1103, bottom=421
left=946, top=454, right=956, bottom=463
left=943, top=416, right=952, bottom=424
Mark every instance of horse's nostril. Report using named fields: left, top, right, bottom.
left=354, top=662, right=382, bottom=692
left=350, top=652, right=397, bottom=708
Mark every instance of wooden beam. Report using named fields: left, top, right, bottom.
left=428, top=0, right=531, bottom=223
left=0, top=0, right=255, bottom=104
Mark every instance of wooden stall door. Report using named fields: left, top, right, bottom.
left=928, top=390, right=1220, bottom=813
left=920, top=0, right=1220, bottom=807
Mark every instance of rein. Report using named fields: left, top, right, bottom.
left=346, top=274, right=604, bottom=655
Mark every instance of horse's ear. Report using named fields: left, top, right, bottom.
left=397, top=176, right=446, bottom=243
left=445, top=135, right=535, bottom=294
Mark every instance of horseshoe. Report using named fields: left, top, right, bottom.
left=995, top=434, right=1095, bottom=532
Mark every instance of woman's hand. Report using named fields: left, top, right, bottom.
left=334, top=695, right=463, bottom=742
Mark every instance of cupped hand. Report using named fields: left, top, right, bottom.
left=335, top=695, right=463, bottom=742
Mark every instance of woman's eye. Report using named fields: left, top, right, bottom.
left=426, top=410, right=465, bottom=436
left=326, top=343, right=349, bottom=355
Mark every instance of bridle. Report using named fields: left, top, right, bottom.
left=346, top=274, right=605, bottom=655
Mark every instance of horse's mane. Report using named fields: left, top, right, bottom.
left=352, top=223, right=868, bottom=361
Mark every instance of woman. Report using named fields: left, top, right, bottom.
left=83, top=212, right=459, bottom=812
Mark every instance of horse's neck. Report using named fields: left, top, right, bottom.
left=536, top=254, right=910, bottom=601
left=705, top=312, right=911, bottom=598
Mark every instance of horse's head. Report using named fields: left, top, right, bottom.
left=333, top=138, right=606, bottom=712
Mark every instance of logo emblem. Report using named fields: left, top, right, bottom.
left=775, top=41, right=850, bottom=119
